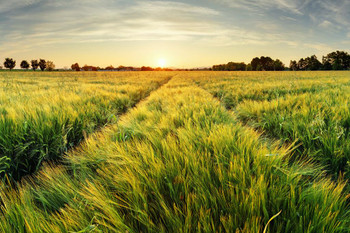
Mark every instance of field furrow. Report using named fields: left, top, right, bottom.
left=193, top=71, right=350, bottom=185
left=0, top=72, right=173, bottom=180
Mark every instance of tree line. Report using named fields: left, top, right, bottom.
left=70, top=63, right=174, bottom=71
left=212, top=56, right=285, bottom=71
left=2, top=50, right=349, bottom=72
left=212, top=50, right=349, bottom=71
left=1, top=58, right=55, bottom=71
left=290, top=50, right=350, bottom=71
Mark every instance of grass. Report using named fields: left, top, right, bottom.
left=236, top=88, right=350, bottom=180
left=192, top=71, right=350, bottom=109
left=193, top=71, right=350, bottom=181
left=0, top=72, right=350, bottom=232
left=0, top=71, right=172, bottom=180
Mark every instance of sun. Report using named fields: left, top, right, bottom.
left=158, top=58, right=166, bottom=68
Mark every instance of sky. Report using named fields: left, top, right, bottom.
left=0, top=0, right=349, bottom=68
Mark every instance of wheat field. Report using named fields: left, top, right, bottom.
left=0, top=72, right=172, bottom=180
left=0, top=71, right=350, bottom=232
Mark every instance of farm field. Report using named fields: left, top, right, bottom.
left=1, top=71, right=350, bottom=232
left=192, top=71, right=350, bottom=181
left=0, top=72, right=172, bottom=180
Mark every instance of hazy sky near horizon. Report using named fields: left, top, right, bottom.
left=0, top=0, right=349, bottom=68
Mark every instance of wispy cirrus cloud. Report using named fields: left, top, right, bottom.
left=319, top=20, right=333, bottom=29
left=0, top=0, right=42, bottom=14
left=209, top=0, right=349, bottom=52
left=0, top=0, right=296, bottom=54
left=211, top=0, right=310, bottom=15
left=0, top=1, right=221, bottom=53
left=212, top=0, right=350, bottom=29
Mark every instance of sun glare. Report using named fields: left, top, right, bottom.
left=158, top=58, right=166, bottom=68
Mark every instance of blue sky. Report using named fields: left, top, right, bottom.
left=0, top=0, right=349, bottom=68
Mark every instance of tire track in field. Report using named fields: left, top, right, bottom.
left=30, top=74, right=175, bottom=180
left=192, top=79, right=332, bottom=173
left=191, top=79, right=285, bottom=151
left=65, top=74, right=175, bottom=151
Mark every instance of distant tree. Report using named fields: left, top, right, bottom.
left=31, top=60, right=39, bottom=71
left=39, top=59, right=46, bottom=71
left=71, top=63, right=80, bottom=71
left=273, top=59, right=285, bottom=71
left=141, top=66, right=154, bottom=71
left=291, top=51, right=350, bottom=71
left=237, top=62, right=247, bottom=71
left=105, top=65, right=115, bottom=70
left=4, top=58, right=16, bottom=70
left=297, top=58, right=306, bottom=71
left=290, top=60, right=298, bottom=71
left=225, top=62, right=235, bottom=71
left=82, top=65, right=98, bottom=71
left=322, top=57, right=332, bottom=70
left=250, top=56, right=277, bottom=71
left=20, top=60, right=30, bottom=70
left=117, top=65, right=126, bottom=71
left=46, top=61, right=55, bottom=71
left=322, top=50, right=350, bottom=70
left=302, top=55, right=322, bottom=70
left=332, top=60, right=342, bottom=70
left=259, top=56, right=274, bottom=70
left=256, top=64, right=263, bottom=71
left=212, top=62, right=247, bottom=71
left=212, top=64, right=225, bottom=71
left=226, top=62, right=247, bottom=71
left=246, top=64, right=252, bottom=71
left=250, top=57, right=260, bottom=71
left=82, top=65, right=89, bottom=71
left=309, top=55, right=321, bottom=70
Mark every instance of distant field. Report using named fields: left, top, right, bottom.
left=1, top=71, right=350, bottom=232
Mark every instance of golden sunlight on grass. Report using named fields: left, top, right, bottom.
left=1, top=71, right=350, bottom=232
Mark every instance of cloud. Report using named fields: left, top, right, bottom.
left=0, top=0, right=299, bottom=55
left=308, top=0, right=350, bottom=29
left=319, top=20, right=333, bottom=29
left=0, top=0, right=42, bottom=14
left=212, top=0, right=310, bottom=15
left=303, top=42, right=335, bottom=53
left=0, top=0, right=222, bottom=54
left=213, top=0, right=349, bottom=29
